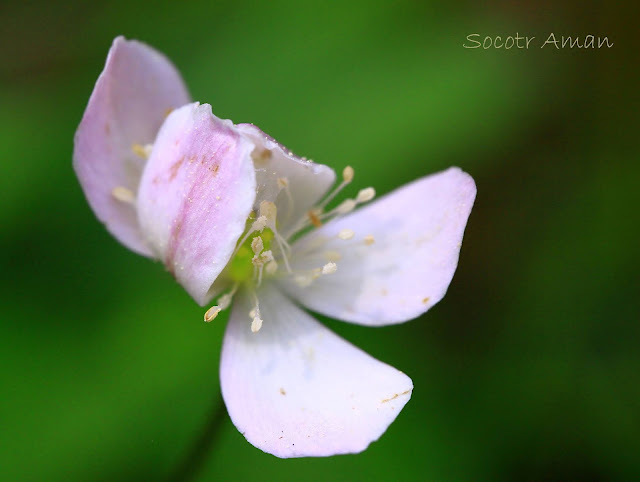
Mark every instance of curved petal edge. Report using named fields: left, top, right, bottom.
left=220, top=285, right=413, bottom=458
left=73, top=36, right=191, bottom=256
left=282, top=167, right=477, bottom=325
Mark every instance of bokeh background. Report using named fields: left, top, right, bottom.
left=1, top=1, right=638, bottom=480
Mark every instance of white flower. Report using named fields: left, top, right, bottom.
left=73, top=36, right=476, bottom=458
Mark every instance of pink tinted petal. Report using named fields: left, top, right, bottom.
left=220, top=285, right=413, bottom=458
left=237, top=124, right=335, bottom=231
left=73, top=36, right=191, bottom=256
left=282, top=167, right=476, bottom=325
left=137, top=103, right=256, bottom=305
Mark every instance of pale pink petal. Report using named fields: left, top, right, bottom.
left=237, top=124, right=336, bottom=231
left=137, top=103, right=256, bottom=305
left=220, top=285, right=413, bottom=458
left=73, top=36, right=191, bottom=256
left=281, top=167, right=476, bottom=325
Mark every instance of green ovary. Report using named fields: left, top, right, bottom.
left=228, top=228, right=274, bottom=283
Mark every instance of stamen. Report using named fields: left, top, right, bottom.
left=132, top=143, right=153, bottom=159
left=252, top=216, right=267, bottom=232
left=343, top=166, right=354, bottom=182
left=364, top=234, right=375, bottom=245
left=322, top=262, right=337, bottom=275
left=260, top=201, right=293, bottom=272
left=318, top=165, right=354, bottom=210
left=299, top=185, right=374, bottom=234
left=251, top=247, right=273, bottom=284
left=251, top=236, right=264, bottom=255
left=111, top=186, right=135, bottom=204
left=356, top=187, right=376, bottom=203
left=338, top=229, right=355, bottom=240
left=251, top=315, right=263, bottom=333
left=308, top=209, right=323, bottom=228
left=282, top=165, right=377, bottom=241
left=204, top=305, right=221, bottom=322
left=231, top=215, right=267, bottom=260
left=335, top=198, right=357, bottom=215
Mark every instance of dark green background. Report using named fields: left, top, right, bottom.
left=1, top=1, right=638, bottom=480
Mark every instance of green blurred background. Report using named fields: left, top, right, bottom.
left=1, top=1, right=638, bottom=480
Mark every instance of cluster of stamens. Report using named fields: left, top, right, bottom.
left=202, top=164, right=378, bottom=332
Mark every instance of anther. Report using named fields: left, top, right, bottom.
left=251, top=236, right=264, bottom=255
left=335, top=199, right=357, bottom=215
left=204, top=305, right=221, bottom=322
left=322, top=262, right=337, bottom=275
left=308, top=209, right=323, bottom=228
left=259, top=201, right=293, bottom=271
left=251, top=315, right=263, bottom=333
left=343, top=166, right=354, bottom=183
left=356, top=187, right=375, bottom=203
left=111, top=186, right=135, bottom=204
left=364, top=234, right=375, bottom=246
left=252, top=215, right=267, bottom=232
left=232, top=216, right=267, bottom=259
left=132, top=143, right=153, bottom=159
left=317, top=165, right=355, bottom=210
left=338, top=229, right=355, bottom=240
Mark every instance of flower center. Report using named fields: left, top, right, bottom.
left=204, top=164, right=378, bottom=333
left=227, top=221, right=275, bottom=284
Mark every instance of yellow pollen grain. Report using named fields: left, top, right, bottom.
left=308, top=209, right=323, bottom=228
left=111, top=186, right=135, bottom=204
left=338, top=229, right=355, bottom=240
left=131, top=143, right=148, bottom=159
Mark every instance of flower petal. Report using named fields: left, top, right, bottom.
left=220, top=285, right=413, bottom=458
left=237, top=124, right=336, bottom=231
left=73, top=36, right=191, bottom=256
left=281, top=167, right=476, bottom=325
left=137, top=103, right=256, bottom=305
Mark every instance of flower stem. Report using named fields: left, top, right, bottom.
left=167, top=394, right=227, bottom=482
